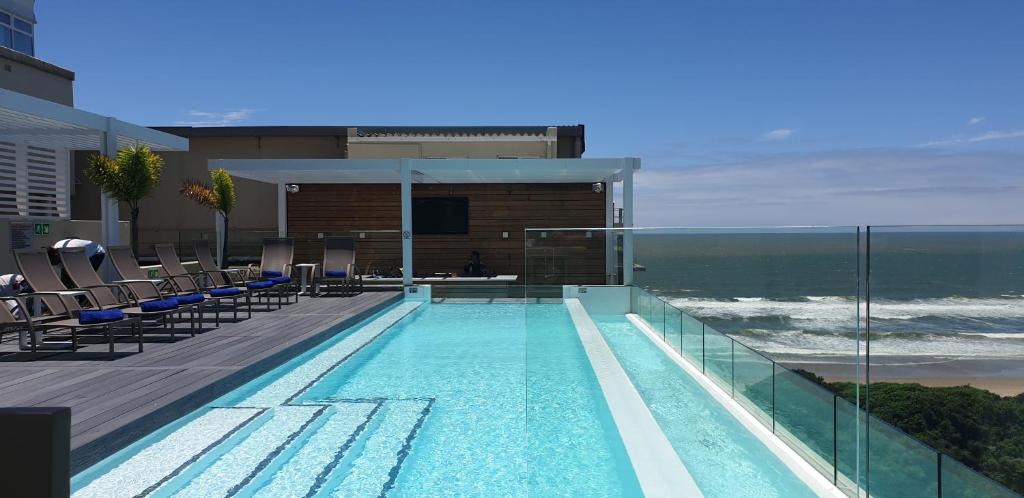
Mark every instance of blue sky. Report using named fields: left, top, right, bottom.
left=39, top=1, right=1024, bottom=225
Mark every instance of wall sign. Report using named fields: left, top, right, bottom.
left=9, top=222, right=32, bottom=250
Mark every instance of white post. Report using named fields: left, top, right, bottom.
left=277, top=183, right=287, bottom=237
left=400, top=159, right=413, bottom=287
left=622, top=158, right=636, bottom=285
left=215, top=211, right=225, bottom=267
left=605, top=175, right=615, bottom=284
left=99, top=118, right=120, bottom=281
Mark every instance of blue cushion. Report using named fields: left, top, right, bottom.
left=174, top=293, right=205, bottom=305
left=141, top=298, right=178, bottom=313
left=247, top=280, right=274, bottom=290
left=269, top=276, right=291, bottom=284
left=325, top=270, right=347, bottom=278
left=210, top=287, right=243, bottom=297
left=261, top=270, right=282, bottom=278
left=79, top=309, right=124, bottom=325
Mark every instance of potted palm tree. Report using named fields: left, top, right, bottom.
left=86, top=145, right=164, bottom=256
left=180, top=168, right=237, bottom=266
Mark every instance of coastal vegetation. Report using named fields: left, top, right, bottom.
left=796, top=370, right=1024, bottom=494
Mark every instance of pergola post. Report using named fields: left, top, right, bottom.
left=622, top=158, right=636, bottom=285
left=605, top=175, right=615, bottom=284
left=400, top=159, right=413, bottom=287
left=277, top=183, right=287, bottom=237
left=99, top=118, right=120, bottom=281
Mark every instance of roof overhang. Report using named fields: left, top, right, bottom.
left=209, top=158, right=637, bottom=184
left=0, top=87, right=189, bottom=151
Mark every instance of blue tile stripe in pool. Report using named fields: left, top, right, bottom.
left=240, top=301, right=422, bottom=407
left=380, top=398, right=435, bottom=497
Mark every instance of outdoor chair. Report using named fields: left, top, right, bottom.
left=59, top=247, right=197, bottom=339
left=312, top=236, right=363, bottom=297
left=193, top=240, right=256, bottom=286
left=248, top=237, right=298, bottom=306
left=13, top=250, right=143, bottom=355
left=154, top=244, right=256, bottom=321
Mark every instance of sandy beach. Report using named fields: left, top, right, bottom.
left=785, top=357, right=1024, bottom=397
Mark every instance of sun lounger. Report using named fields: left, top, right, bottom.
left=248, top=238, right=298, bottom=307
left=12, top=250, right=142, bottom=355
left=312, top=236, right=363, bottom=297
left=154, top=244, right=255, bottom=321
left=60, top=247, right=200, bottom=338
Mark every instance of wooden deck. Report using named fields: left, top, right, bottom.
left=0, top=291, right=402, bottom=472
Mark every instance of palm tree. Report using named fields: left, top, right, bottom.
left=180, top=168, right=237, bottom=265
left=86, top=145, right=164, bottom=256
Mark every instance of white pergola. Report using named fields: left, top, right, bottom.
left=210, top=157, right=640, bottom=286
left=0, top=87, right=189, bottom=276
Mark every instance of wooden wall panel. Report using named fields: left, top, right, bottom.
left=286, top=183, right=607, bottom=282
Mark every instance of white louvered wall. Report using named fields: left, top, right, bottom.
left=0, top=140, right=70, bottom=219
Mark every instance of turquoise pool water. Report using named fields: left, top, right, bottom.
left=592, top=314, right=818, bottom=498
left=72, top=302, right=641, bottom=497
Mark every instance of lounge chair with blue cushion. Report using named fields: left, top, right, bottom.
left=249, top=237, right=298, bottom=307
left=12, top=250, right=143, bottom=355
left=154, top=244, right=257, bottom=321
left=58, top=247, right=197, bottom=339
left=312, top=236, right=363, bottom=297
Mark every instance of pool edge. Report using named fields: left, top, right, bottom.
left=565, top=298, right=704, bottom=498
left=625, top=313, right=847, bottom=498
left=69, top=293, right=404, bottom=474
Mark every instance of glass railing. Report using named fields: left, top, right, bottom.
left=865, top=226, right=1024, bottom=498
left=525, top=226, right=1021, bottom=497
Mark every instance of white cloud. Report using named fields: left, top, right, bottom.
left=968, top=117, right=985, bottom=126
left=920, top=129, right=1024, bottom=147
left=175, top=109, right=255, bottom=126
left=760, top=128, right=796, bottom=141
left=632, top=149, right=1024, bottom=226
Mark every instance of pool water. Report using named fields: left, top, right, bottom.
left=73, top=302, right=641, bottom=497
left=592, top=314, right=817, bottom=498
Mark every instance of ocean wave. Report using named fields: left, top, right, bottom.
left=667, top=295, right=1024, bottom=330
left=722, top=328, right=1024, bottom=359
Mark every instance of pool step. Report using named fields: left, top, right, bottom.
left=326, top=399, right=433, bottom=497
left=241, top=302, right=422, bottom=407
left=162, top=405, right=325, bottom=498
left=247, top=402, right=380, bottom=498
left=73, top=407, right=265, bottom=498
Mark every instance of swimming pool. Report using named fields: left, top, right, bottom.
left=72, top=299, right=828, bottom=497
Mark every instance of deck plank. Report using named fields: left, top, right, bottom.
left=0, top=292, right=403, bottom=472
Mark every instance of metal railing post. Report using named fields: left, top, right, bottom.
left=771, top=362, right=776, bottom=434
left=730, top=340, right=735, bottom=398
left=701, top=324, right=706, bottom=373
left=834, top=394, right=839, bottom=485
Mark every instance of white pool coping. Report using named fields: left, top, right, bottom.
left=565, top=299, right=704, bottom=498
left=626, top=313, right=847, bottom=498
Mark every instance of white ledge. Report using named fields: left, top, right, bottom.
left=565, top=298, right=703, bottom=498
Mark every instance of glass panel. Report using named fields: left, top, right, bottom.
left=12, top=30, right=30, bottom=54
left=0, top=12, right=10, bottom=24
left=664, top=305, right=682, bottom=354
left=0, top=26, right=10, bottom=48
left=732, top=343, right=774, bottom=426
left=867, top=225, right=1024, bottom=496
left=679, top=310, right=704, bottom=368
left=834, top=395, right=867, bottom=494
left=941, top=455, right=1020, bottom=498
left=702, top=325, right=733, bottom=393
left=866, top=417, right=938, bottom=498
left=13, top=17, right=31, bottom=33
left=773, top=367, right=836, bottom=478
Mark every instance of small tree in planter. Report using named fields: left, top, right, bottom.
left=86, top=145, right=164, bottom=256
left=180, top=169, right=237, bottom=266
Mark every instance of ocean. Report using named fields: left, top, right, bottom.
left=631, top=230, right=1024, bottom=369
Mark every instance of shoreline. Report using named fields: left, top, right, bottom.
left=783, top=357, right=1024, bottom=396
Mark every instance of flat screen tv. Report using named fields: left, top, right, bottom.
left=412, top=197, right=469, bottom=235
